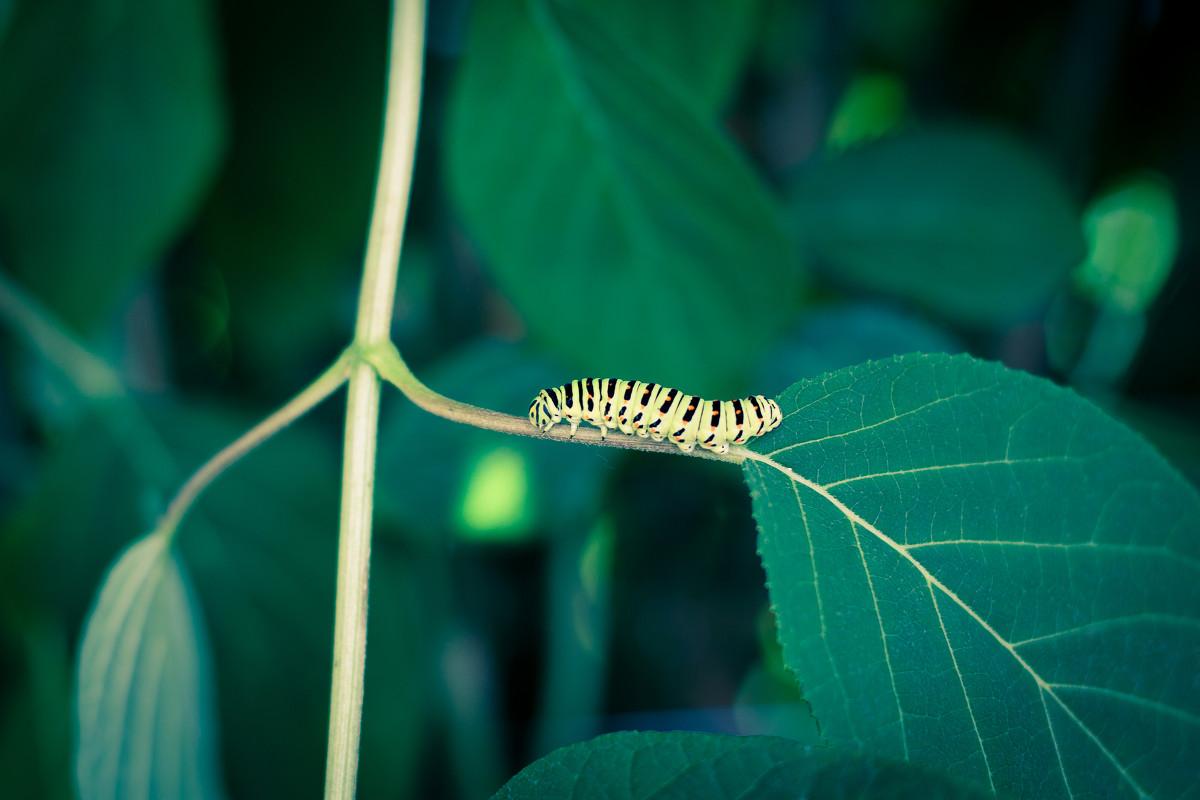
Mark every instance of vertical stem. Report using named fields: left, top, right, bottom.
left=355, top=0, right=426, bottom=344
left=325, top=0, right=425, bottom=796
left=325, top=361, right=382, bottom=798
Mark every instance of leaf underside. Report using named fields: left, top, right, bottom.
left=75, top=533, right=224, bottom=800
left=744, top=353, right=1200, bottom=799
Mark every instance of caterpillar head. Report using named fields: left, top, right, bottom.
left=529, top=389, right=561, bottom=430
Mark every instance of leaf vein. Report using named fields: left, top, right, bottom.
left=772, top=386, right=993, bottom=456
left=1048, top=683, right=1200, bottom=728
left=850, top=521, right=908, bottom=758
left=902, top=539, right=1200, bottom=572
left=1012, top=612, right=1200, bottom=647
left=1039, top=686, right=1074, bottom=797
left=928, top=580, right=995, bottom=794
left=743, top=450, right=1154, bottom=800
left=823, top=456, right=1078, bottom=490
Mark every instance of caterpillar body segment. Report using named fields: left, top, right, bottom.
left=528, top=378, right=782, bottom=454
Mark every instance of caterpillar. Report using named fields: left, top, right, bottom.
left=529, top=378, right=782, bottom=454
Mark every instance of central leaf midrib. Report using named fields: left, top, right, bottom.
left=524, top=0, right=660, bottom=262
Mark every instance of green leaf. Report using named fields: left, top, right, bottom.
left=1076, top=173, right=1179, bottom=313
left=743, top=353, right=1200, bottom=799
left=826, top=72, right=910, bottom=151
left=446, top=0, right=800, bottom=395
left=492, top=730, right=991, bottom=799
left=75, top=532, right=224, bottom=800
left=0, top=0, right=225, bottom=330
left=564, top=0, right=766, bottom=111
left=790, top=126, right=1084, bottom=326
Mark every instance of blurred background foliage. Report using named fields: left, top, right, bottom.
left=0, top=0, right=1197, bottom=797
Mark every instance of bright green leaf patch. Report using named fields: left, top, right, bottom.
left=743, top=353, right=1200, bottom=799
left=1077, top=173, right=1179, bottom=313
left=446, top=0, right=800, bottom=395
left=75, top=533, right=224, bottom=800
left=826, top=72, right=909, bottom=151
left=493, top=730, right=991, bottom=799
left=790, top=126, right=1083, bottom=326
left=458, top=446, right=534, bottom=540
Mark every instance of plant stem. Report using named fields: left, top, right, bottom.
left=363, top=341, right=748, bottom=464
left=324, top=0, right=426, bottom=796
left=325, top=359, right=382, bottom=799
left=157, top=351, right=354, bottom=543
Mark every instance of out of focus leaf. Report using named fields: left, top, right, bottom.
left=1076, top=173, right=1178, bottom=313
left=826, top=72, right=909, bottom=151
left=446, top=0, right=800, bottom=395
left=791, top=126, right=1083, bottom=326
left=759, top=302, right=962, bottom=395
left=565, top=0, right=766, bottom=111
left=378, top=339, right=606, bottom=543
left=493, top=730, right=991, bottom=799
left=75, top=532, right=224, bottom=800
left=0, top=0, right=224, bottom=330
left=458, top=446, right=533, bottom=539
left=745, top=353, right=1200, bottom=798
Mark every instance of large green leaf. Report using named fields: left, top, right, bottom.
left=446, top=0, right=800, bottom=395
left=75, top=532, right=224, bottom=800
left=790, top=126, right=1084, bottom=326
left=0, top=0, right=225, bottom=330
left=743, top=353, right=1200, bottom=799
left=565, top=0, right=766, bottom=111
left=493, top=730, right=991, bottom=799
